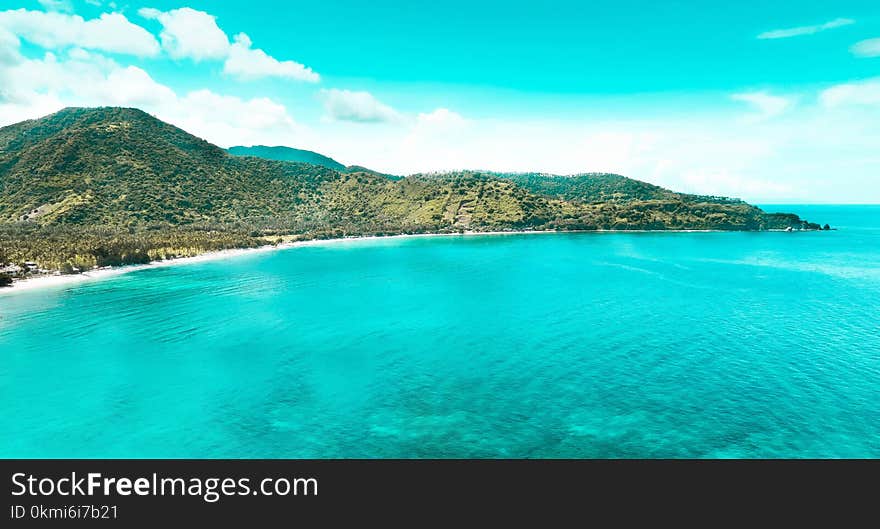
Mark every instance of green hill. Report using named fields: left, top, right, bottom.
left=0, top=107, right=820, bottom=275
left=229, top=144, right=401, bottom=180
left=0, top=107, right=340, bottom=228
left=228, top=145, right=346, bottom=171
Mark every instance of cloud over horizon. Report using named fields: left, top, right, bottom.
left=757, top=17, right=854, bottom=39
left=850, top=37, right=880, bottom=58
left=819, top=77, right=880, bottom=107
left=320, top=89, right=401, bottom=123
left=731, top=91, right=793, bottom=121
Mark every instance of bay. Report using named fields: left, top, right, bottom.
left=1, top=205, right=878, bottom=457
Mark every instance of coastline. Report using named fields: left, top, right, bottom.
left=0, top=228, right=811, bottom=295
left=1, top=231, right=504, bottom=294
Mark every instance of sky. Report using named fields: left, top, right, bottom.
left=1, top=1, right=879, bottom=203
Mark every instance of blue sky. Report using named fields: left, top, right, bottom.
left=1, top=0, right=879, bottom=202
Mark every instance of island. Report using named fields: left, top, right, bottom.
left=0, top=107, right=824, bottom=285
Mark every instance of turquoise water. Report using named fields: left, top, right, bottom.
left=1, top=205, right=879, bottom=458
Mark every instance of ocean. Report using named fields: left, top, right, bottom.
left=1, top=205, right=878, bottom=457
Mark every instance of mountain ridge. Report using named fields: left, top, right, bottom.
left=227, top=145, right=347, bottom=171
left=228, top=144, right=401, bottom=180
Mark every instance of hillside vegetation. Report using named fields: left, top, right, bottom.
left=0, top=107, right=820, bottom=276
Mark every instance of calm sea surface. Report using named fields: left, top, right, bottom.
left=1, top=205, right=878, bottom=457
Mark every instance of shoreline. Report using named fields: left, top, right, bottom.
left=1, top=231, right=505, bottom=294
left=0, top=228, right=813, bottom=295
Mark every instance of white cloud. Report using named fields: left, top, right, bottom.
left=0, top=44, right=308, bottom=149
left=757, top=18, right=854, bottom=39
left=138, top=8, right=319, bottom=81
left=0, top=9, right=159, bottom=57
left=731, top=91, right=793, bottom=120
left=819, top=78, right=880, bottom=107
left=0, top=48, right=156, bottom=125
left=321, top=89, right=401, bottom=123
left=223, top=33, right=319, bottom=82
left=850, top=38, right=880, bottom=58
left=138, top=7, right=229, bottom=61
left=168, top=91, right=308, bottom=148
left=37, top=0, right=74, bottom=13
left=1, top=48, right=175, bottom=110
left=0, top=28, right=23, bottom=105
left=99, top=66, right=178, bottom=107
left=182, top=91, right=292, bottom=129
left=416, top=108, right=466, bottom=128
left=680, top=170, right=793, bottom=198
left=0, top=27, right=21, bottom=65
